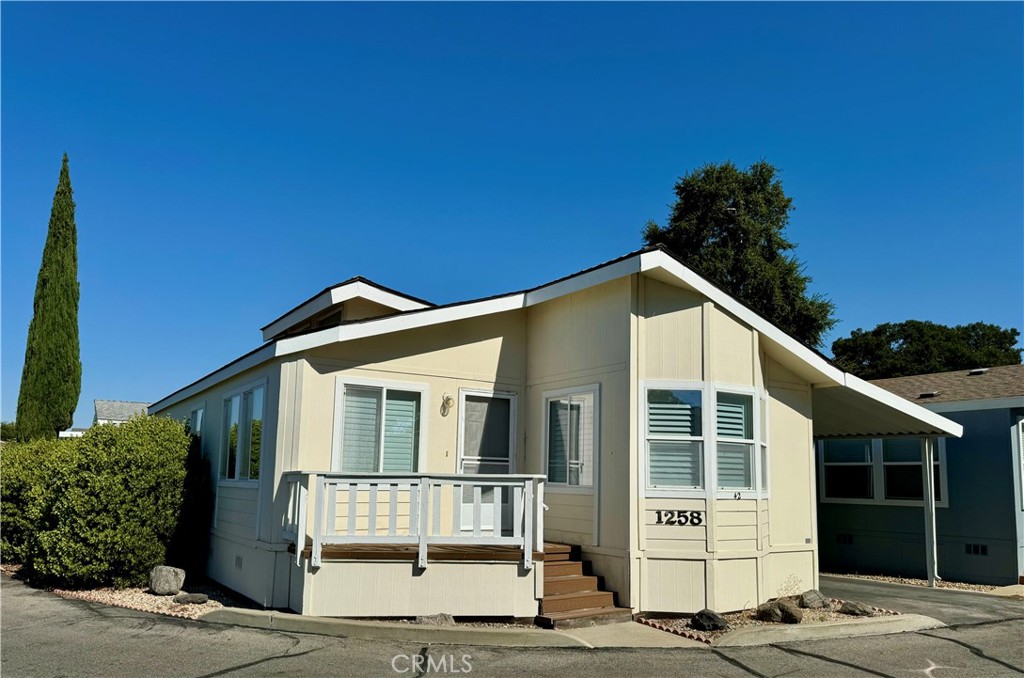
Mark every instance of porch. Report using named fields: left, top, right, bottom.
left=280, top=471, right=548, bottom=617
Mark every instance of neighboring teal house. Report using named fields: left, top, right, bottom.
left=817, top=365, right=1024, bottom=585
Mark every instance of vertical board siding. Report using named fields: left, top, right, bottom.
left=642, top=559, right=706, bottom=612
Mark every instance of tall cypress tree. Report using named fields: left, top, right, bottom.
left=16, top=154, right=81, bottom=439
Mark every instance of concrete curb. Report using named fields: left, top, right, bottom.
left=712, top=613, right=945, bottom=647
left=199, top=608, right=590, bottom=647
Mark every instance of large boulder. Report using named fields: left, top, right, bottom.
left=415, top=613, right=456, bottom=626
left=149, top=566, right=186, bottom=595
left=689, top=608, right=729, bottom=631
left=839, top=600, right=876, bottom=617
left=756, top=599, right=803, bottom=624
left=799, top=589, right=830, bottom=609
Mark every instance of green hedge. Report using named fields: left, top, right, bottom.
left=1, top=416, right=191, bottom=588
left=0, top=437, right=76, bottom=563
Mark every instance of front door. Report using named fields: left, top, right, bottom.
left=459, top=391, right=515, bottom=532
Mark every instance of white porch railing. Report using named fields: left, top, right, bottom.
left=282, top=472, right=545, bottom=570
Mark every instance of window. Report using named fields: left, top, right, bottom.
left=646, top=388, right=704, bottom=489
left=717, top=392, right=754, bottom=490
left=336, top=383, right=422, bottom=473
left=221, top=385, right=264, bottom=481
left=189, top=407, right=204, bottom=438
left=545, top=386, right=597, bottom=488
left=822, top=439, right=874, bottom=499
left=819, top=437, right=947, bottom=506
left=460, top=393, right=513, bottom=475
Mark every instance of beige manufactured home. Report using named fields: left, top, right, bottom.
left=150, top=246, right=961, bottom=623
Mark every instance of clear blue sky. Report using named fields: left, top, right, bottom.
left=2, top=3, right=1022, bottom=428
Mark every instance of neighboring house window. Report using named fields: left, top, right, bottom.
left=819, top=437, right=947, bottom=506
left=822, top=439, right=874, bottom=500
left=545, top=386, right=598, bottom=488
left=221, top=386, right=264, bottom=481
left=647, top=388, right=704, bottom=489
left=338, top=384, right=421, bottom=473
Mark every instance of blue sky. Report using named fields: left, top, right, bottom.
left=2, top=3, right=1022, bottom=428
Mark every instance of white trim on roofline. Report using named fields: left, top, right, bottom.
left=920, top=396, right=1024, bottom=414
left=149, top=247, right=961, bottom=438
left=261, top=280, right=432, bottom=342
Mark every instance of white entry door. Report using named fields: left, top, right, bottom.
left=459, top=391, right=515, bottom=532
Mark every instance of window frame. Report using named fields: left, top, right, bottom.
left=189, top=403, right=206, bottom=459
left=817, top=437, right=949, bottom=508
left=542, top=384, right=600, bottom=494
left=331, top=376, right=430, bottom=474
left=218, top=378, right=268, bottom=487
left=456, top=387, right=518, bottom=476
left=640, top=380, right=770, bottom=500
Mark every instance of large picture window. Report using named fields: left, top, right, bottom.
left=818, top=437, right=946, bottom=506
left=644, top=383, right=769, bottom=498
left=221, top=385, right=264, bottom=481
left=335, top=382, right=422, bottom=473
left=545, top=386, right=597, bottom=488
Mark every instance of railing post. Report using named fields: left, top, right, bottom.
left=418, top=477, right=430, bottom=569
left=523, top=480, right=534, bottom=570
left=311, top=474, right=324, bottom=569
left=535, top=478, right=545, bottom=556
left=295, top=479, right=308, bottom=566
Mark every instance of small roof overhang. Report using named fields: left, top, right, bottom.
left=812, top=375, right=963, bottom=438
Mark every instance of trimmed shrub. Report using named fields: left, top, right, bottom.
left=27, top=416, right=189, bottom=588
left=0, top=437, right=76, bottom=563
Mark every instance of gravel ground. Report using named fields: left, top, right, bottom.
left=641, top=598, right=897, bottom=644
left=821, top=572, right=998, bottom=592
left=1, top=563, right=243, bottom=621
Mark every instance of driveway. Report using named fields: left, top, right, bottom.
left=820, top=575, right=1024, bottom=626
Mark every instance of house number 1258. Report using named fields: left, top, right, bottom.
left=654, top=510, right=703, bottom=526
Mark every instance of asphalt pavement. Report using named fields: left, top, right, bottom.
left=820, top=575, right=1024, bottom=626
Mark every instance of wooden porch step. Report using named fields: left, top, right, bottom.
left=543, top=575, right=599, bottom=595
left=535, top=606, right=634, bottom=629
left=544, top=560, right=583, bottom=577
left=540, top=590, right=614, bottom=614
left=543, top=543, right=578, bottom=562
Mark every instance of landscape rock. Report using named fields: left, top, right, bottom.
left=799, top=589, right=830, bottom=609
left=839, top=600, right=876, bottom=617
left=689, top=608, right=729, bottom=631
left=149, top=566, right=186, bottom=595
left=415, top=613, right=456, bottom=626
left=756, top=598, right=804, bottom=624
left=172, top=593, right=209, bottom=605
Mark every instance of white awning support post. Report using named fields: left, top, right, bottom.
left=922, top=436, right=939, bottom=587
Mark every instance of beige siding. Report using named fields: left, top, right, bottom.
left=216, top=485, right=259, bottom=539
left=709, top=306, right=755, bottom=386
left=642, top=278, right=702, bottom=381
left=715, top=500, right=759, bottom=552
left=714, top=558, right=759, bottom=612
left=300, top=561, right=538, bottom=617
left=642, top=559, right=706, bottom=612
left=763, top=550, right=816, bottom=599
left=642, top=498, right=708, bottom=552
left=766, top=360, right=815, bottom=548
left=525, top=277, right=632, bottom=552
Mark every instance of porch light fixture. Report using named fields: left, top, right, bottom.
left=441, top=393, right=455, bottom=416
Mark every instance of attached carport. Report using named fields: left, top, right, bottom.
left=812, top=374, right=964, bottom=586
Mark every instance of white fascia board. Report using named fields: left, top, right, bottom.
left=148, top=344, right=277, bottom=413
left=922, top=396, right=1024, bottom=414
left=842, top=373, right=964, bottom=437
left=524, top=256, right=641, bottom=306
left=261, top=281, right=432, bottom=342
left=275, top=293, right=527, bottom=357
left=639, top=250, right=846, bottom=386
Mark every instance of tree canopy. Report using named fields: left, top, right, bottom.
left=16, top=154, right=81, bottom=440
left=643, top=160, right=836, bottom=347
left=831, top=320, right=1022, bottom=380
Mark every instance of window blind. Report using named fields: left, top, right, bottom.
left=716, top=393, right=752, bottom=439
left=341, top=387, right=381, bottom=472
left=717, top=442, right=752, bottom=488
left=647, top=390, right=701, bottom=436
left=382, top=391, right=419, bottom=472
left=547, top=400, right=569, bottom=483
left=649, top=440, right=702, bottom=487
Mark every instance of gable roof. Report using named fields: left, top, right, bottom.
left=148, top=245, right=962, bottom=438
left=871, top=365, right=1024, bottom=406
left=260, top=276, right=434, bottom=341
left=94, top=400, right=149, bottom=422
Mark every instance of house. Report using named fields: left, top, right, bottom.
left=817, top=364, right=1024, bottom=586
left=148, top=245, right=960, bottom=621
left=93, top=399, right=149, bottom=425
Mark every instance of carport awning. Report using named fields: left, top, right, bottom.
left=812, top=374, right=963, bottom=439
